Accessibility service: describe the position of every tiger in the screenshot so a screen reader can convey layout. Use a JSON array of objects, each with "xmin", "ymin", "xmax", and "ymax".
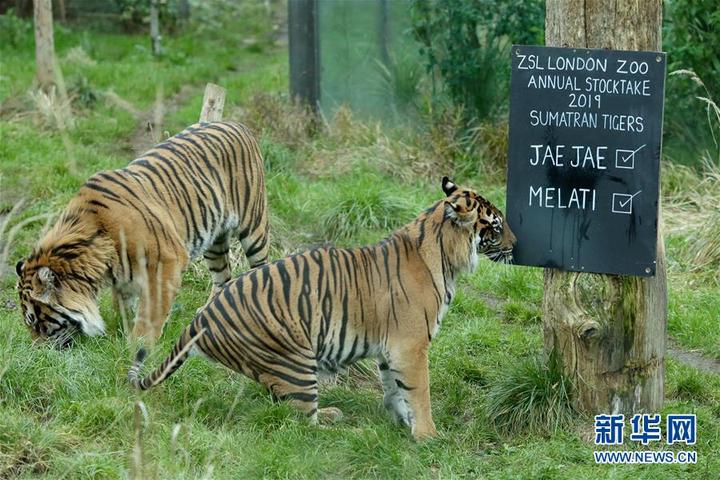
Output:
[
  {"xmin": 128, "ymin": 177, "xmax": 515, "ymax": 440},
  {"xmin": 15, "ymin": 121, "xmax": 269, "ymax": 347}
]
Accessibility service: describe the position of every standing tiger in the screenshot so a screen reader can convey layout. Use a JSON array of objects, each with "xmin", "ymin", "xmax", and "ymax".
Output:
[
  {"xmin": 16, "ymin": 122, "xmax": 269, "ymax": 347},
  {"xmin": 128, "ymin": 177, "xmax": 515, "ymax": 440}
]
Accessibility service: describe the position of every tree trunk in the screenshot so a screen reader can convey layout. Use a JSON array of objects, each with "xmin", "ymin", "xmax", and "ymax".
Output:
[
  {"xmin": 543, "ymin": 0, "xmax": 667, "ymax": 415},
  {"xmin": 33, "ymin": 0, "xmax": 55, "ymax": 92}
]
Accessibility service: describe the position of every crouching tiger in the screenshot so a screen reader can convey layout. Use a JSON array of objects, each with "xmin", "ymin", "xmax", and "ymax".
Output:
[
  {"xmin": 128, "ymin": 177, "xmax": 515, "ymax": 440},
  {"xmin": 16, "ymin": 122, "xmax": 268, "ymax": 347}
]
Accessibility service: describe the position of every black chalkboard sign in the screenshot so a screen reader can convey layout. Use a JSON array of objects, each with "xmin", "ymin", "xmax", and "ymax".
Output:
[{"xmin": 506, "ymin": 45, "xmax": 666, "ymax": 277}]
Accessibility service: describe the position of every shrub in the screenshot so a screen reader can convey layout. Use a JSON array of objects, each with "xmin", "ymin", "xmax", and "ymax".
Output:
[
  {"xmin": 188, "ymin": 0, "xmax": 275, "ymax": 42},
  {"xmin": 68, "ymin": 75, "xmax": 100, "ymax": 109},
  {"xmin": 115, "ymin": 0, "xmax": 180, "ymax": 32},
  {"xmin": 664, "ymin": 0, "xmax": 720, "ymax": 103},
  {"xmin": 237, "ymin": 93, "xmax": 317, "ymax": 149},
  {"xmin": 0, "ymin": 9, "xmax": 32, "ymax": 48},
  {"xmin": 375, "ymin": 51, "xmax": 425, "ymax": 119},
  {"xmin": 410, "ymin": 0, "xmax": 544, "ymax": 121},
  {"xmin": 663, "ymin": 0, "xmax": 720, "ymax": 165}
]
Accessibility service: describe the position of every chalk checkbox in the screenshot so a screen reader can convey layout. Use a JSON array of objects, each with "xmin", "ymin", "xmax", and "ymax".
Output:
[
  {"xmin": 615, "ymin": 144, "xmax": 646, "ymax": 170},
  {"xmin": 611, "ymin": 191, "xmax": 642, "ymax": 215}
]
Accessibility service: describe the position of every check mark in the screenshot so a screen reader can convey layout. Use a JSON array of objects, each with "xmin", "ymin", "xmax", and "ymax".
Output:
[
  {"xmin": 612, "ymin": 191, "xmax": 642, "ymax": 214},
  {"xmin": 615, "ymin": 144, "xmax": 646, "ymax": 170}
]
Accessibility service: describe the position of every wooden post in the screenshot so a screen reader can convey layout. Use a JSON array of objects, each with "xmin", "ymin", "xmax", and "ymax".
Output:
[
  {"xmin": 33, "ymin": 0, "xmax": 56, "ymax": 92},
  {"xmin": 543, "ymin": 0, "xmax": 667, "ymax": 415},
  {"xmin": 288, "ymin": 0, "xmax": 320, "ymax": 109},
  {"xmin": 150, "ymin": 0, "xmax": 162, "ymax": 57},
  {"xmin": 151, "ymin": 83, "xmax": 164, "ymax": 144},
  {"xmin": 178, "ymin": 0, "xmax": 190, "ymax": 22},
  {"xmin": 199, "ymin": 83, "xmax": 226, "ymax": 122},
  {"xmin": 57, "ymin": 0, "xmax": 66, "ymax": 22},
  {"xmin": 378, "ymin": 0, "xmax": 390, "ymax": 67}
]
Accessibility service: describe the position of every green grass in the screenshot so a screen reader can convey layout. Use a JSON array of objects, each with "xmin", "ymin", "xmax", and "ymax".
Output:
[
  {"xmin": 318, "ymin": 171, "xmax": 416, "ymax": 243},
  {"xmin": 669, "ymin": 288, "xmax": 720, "ymax": 359},
  {"xmin": 1, "ymin": 8, "xmax": 719, "ymax": 479},
  {"xmin": 486, "ymin": 354, "xmax": 575, "ymax": 437}
]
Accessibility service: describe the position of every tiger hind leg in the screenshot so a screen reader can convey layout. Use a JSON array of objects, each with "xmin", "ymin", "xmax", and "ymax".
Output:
[
  {"xmin": 240, "ymin": 223, "xmax": 269, "ymax": 269},
  {"xmin": 199, "ymin": 234, "xmax": 232, "ymax": 313},
  {"xmin": 204, "ymin": 234, "xmax": 232, "ymax": 290},
  {"xmin": 259, "ymin": 372, "xmax": 327, "ymax": 423}
]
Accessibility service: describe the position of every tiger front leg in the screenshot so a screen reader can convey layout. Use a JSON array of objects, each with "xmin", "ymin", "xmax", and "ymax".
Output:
[
  {"xmin": 112, "ymin": 284, "xmax": 137, "ymax": 335},
  {"xmin": 386, "ymin": 344, "xmax": 437, "ymax": 440},
  {"xmin": 132, "ymin": 259, "xmax": 184, "ymax": 344}
]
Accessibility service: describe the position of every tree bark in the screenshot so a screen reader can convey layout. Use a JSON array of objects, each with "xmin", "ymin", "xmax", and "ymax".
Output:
[
  {"xmin": 543, "ymin": 0, "xmax": 667, "ymax": 415},
  {"xmin": 33, "ymin": 0, "xmax": 55, "ymax": 92}
]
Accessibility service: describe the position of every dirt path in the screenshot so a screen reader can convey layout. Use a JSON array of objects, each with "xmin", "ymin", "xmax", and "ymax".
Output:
[
  {"xmin": 667, "ymin": 338, "xmax": 720, "ymax": 375},
  {"xmin": 128, "ymin": 84, "xmax": 197, "ymax": 155},
  {"xmin": 475, "ymin": 292, "xmax": 720, "ymax": 375}
]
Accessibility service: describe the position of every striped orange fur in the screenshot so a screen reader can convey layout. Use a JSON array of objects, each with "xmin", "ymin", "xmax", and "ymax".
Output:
[
  {"xmin": 16, "ymin": 122, "xmax": 269, "ymax": 347},
  {"xmin": 128, "ymin": 178, "xmax": 515, "ymax": 440}
]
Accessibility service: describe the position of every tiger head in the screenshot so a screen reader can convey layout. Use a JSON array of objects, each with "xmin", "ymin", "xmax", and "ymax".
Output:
[
  {"xmin": 15, "ymin": 214, "xmax": 114, "ymax": 347},
  {"xmin": 440, "ymin": 176, "xmax": 516, "ymax": 269}
]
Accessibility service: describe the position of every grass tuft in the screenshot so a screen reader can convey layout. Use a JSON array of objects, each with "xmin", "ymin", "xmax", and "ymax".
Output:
[
  {"xmin": 318, "ymin": 174, "xmax": 414, "ymax": 242},
  {"xmin": 27, "ymin": 87, "xmax": 74, "ymax": 130},
  {"xmin": 374, "ymin": 51, "xmax": 424, "ymax": 120},
  {"xmin": 503, "ymin": 301, "xmax": 541, "ymax": 325},
  {"xmin": 236, "ymin": 92, "xmax": 317, "ymax": 148},
  {"xmin": 688, "ymin": 208, "xmax": 720, "ymax": 279},
  {"xmin": 664, "ymin": 160, "xmax": 720, "ymax": 283},
  {"xmin": 259, "ymin": 137, "xmax": 296, "ymax": 173},
  {"xmin": 673, "ymin": 371, "xmax": 709, "ymax": 402},
  {"xmin": 486, "ymin": 354, "xmax": 576, "ymax": 436}
]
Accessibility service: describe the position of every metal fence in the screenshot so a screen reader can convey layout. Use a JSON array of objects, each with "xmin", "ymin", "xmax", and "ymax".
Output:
[{"xmin": 290, "ymin": 0, "xmax": 423, "ymax": 123}]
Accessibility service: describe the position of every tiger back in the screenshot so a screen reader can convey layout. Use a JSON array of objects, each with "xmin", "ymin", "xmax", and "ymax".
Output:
[{"xmin": 16, "ymin": 121, "xmax": 269, "ymax": 346}]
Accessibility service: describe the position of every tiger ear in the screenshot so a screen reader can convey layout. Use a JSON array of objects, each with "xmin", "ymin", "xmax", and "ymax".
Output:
[
  {"xmin": 445, "ymin": 199, "xmax": 477, "ymax": 227},
  {"xmin": 32, "ymin": 266, "xmax": 57, "ymax": 302},
  {"xmin": 15, "ymin": 260, "xmax": 24, "ymax": 277},
  {"xmin": 441, "ymin": 176, "xmax": 458, "ymax": 196}
]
